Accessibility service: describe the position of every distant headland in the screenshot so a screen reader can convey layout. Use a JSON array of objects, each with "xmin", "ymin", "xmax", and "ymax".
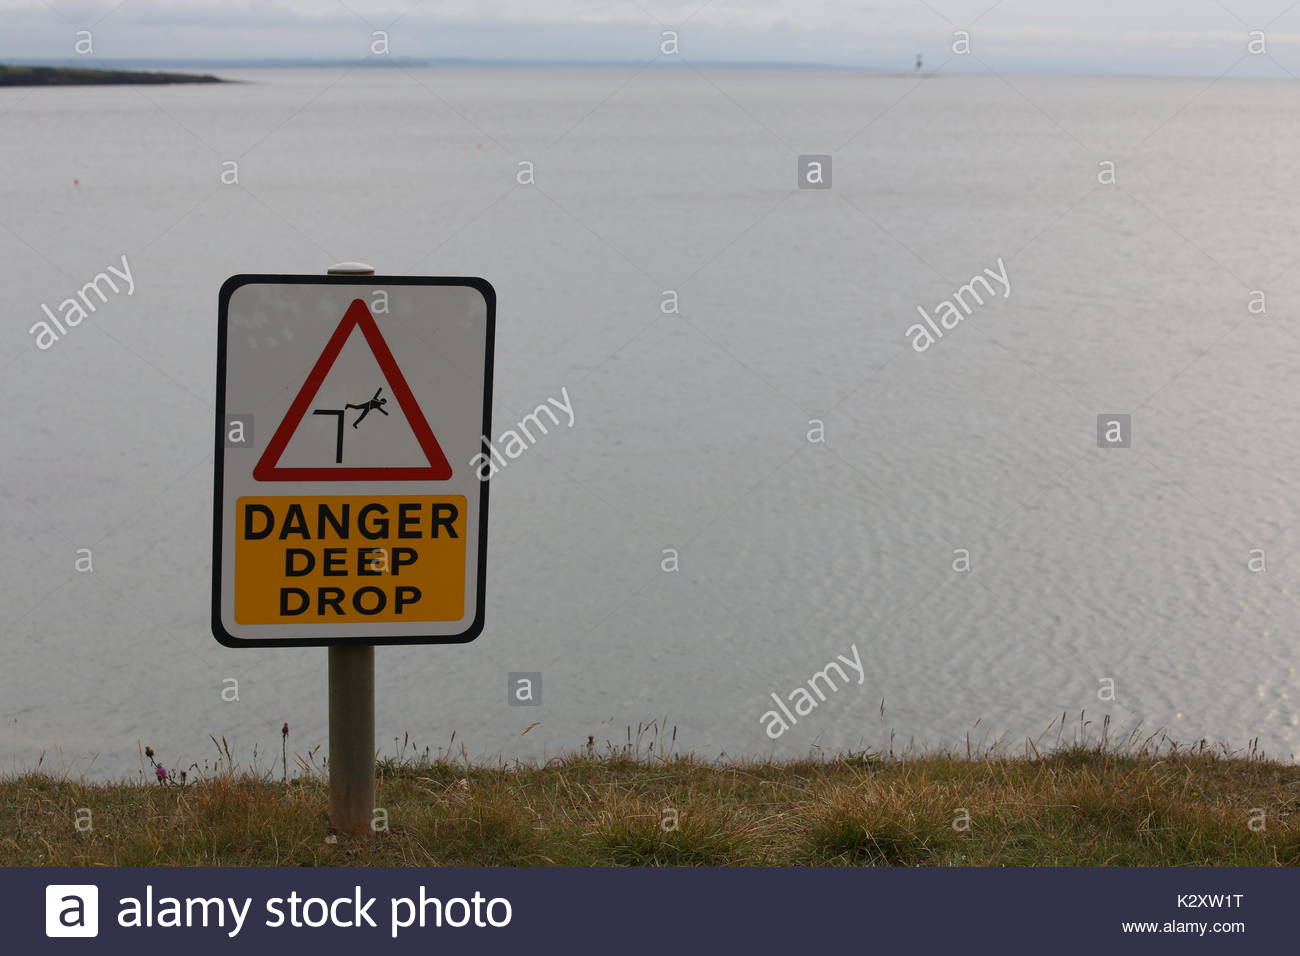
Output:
[{"xmin": 0, "ymin": 64, "xmax": 225, "ymax": 86}]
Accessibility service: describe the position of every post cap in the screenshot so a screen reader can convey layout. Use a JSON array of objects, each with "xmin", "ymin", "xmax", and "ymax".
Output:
[{"xmin": 327, "ymin": 262, "xmax": 376, "ymax": 276}]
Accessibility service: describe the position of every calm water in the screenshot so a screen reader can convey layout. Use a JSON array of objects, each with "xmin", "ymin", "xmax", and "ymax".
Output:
[{"xmin": 2, "ymin": 68, "xmax": 1298, "ymax": 777}]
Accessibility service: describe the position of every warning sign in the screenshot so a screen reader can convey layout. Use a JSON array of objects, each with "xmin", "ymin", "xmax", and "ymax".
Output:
[
  {"xmin": 253, "ymin": 299, "xmax": 453, "ymax": 482},
  {"xmin": 212, "ymin": 275, "xmax": 494, "ymax": 647}
]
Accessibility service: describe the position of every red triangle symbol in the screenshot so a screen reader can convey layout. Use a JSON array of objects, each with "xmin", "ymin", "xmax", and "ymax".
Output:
[{"xmin": 253, "ymin": 299, "xmax": 453, "ymax": 481}]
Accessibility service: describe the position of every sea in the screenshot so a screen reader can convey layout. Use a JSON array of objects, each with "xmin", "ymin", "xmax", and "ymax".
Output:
[{"xmin": 2, "ymin": 66, "xmax": 1297, "ymax": 777}]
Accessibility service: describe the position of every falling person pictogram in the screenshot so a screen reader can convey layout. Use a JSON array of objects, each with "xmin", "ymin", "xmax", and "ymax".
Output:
[
  {"xmin": 346, "ymin": 387, "xmax": 389, "ymax": 428},
  {"xmin": 312, "ymin": 387, "xmax": 388, "ymax": 463}
]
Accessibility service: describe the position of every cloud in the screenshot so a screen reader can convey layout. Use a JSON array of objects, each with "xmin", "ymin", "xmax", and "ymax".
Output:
[{"xmin": 1, "ymin": 0, "xmax": 1297, "ymax": 74}]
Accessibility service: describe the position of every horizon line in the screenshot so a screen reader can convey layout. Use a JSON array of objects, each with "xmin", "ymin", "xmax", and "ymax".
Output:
[{"xmin": 0, "ymin": 56, "xmax": 1282, "ymax": 80}]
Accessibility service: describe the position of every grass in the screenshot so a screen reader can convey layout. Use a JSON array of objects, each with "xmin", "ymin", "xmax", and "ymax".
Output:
[{"xmin": 3, "ymin": 722, "xmax": 1299, "ymax": 866}]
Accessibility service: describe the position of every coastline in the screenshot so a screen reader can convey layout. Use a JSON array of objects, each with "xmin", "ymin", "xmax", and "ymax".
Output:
[{"xmin": 0, "ymin": 64, "xmax": 226, "ymax": 86}]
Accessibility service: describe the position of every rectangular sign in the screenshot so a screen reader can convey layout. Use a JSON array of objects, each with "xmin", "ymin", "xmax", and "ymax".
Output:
[
  {"xmin": 212, "ymin": 275, "xmax": 494, "ymax": 647},
  {"xmin": 233, "ymin": 495, "xmax": 468, "ymax": 625}
]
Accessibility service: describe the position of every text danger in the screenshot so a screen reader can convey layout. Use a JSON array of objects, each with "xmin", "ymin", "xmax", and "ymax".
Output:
[{"xmin": 233, "ymin": 495, "xmax": 468, "ymax": 625}]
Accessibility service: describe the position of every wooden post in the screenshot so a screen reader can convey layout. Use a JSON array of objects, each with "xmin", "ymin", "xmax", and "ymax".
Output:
[
  {"xmin": 328, "ymin": 644, "xmax": 375, "ymax": 835},
  {"xmin": 326, "ymin": 261, "xmax": 377, "ymax": 836}
]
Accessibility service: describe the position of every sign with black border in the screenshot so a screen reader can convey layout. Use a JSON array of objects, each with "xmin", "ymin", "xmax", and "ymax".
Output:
[{"xmin": 212, "ymin": 275, "xmax": 494, "ymax": 648}]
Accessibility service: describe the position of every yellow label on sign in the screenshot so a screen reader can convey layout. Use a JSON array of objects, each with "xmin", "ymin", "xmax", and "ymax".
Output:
[{"xmin": 234, "ymin": 495, "xmax": 467, "ymax": 625}]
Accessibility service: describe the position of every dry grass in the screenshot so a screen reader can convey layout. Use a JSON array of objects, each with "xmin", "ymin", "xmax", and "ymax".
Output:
[{"xmin": 4, "ymin": 740, "xmax": 1299, "ymax": 866}]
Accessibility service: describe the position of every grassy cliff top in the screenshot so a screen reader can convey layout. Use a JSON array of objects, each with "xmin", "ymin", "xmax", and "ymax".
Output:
[{"xmin": 3, "ymin": 746, "xmax": 1298, "ymax": 867}]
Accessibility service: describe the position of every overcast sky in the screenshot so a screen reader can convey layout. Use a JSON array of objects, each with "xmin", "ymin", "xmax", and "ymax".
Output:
[{"xmin": 4, "ymin": 0, "xmax": 1300, "ymax": 75}]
